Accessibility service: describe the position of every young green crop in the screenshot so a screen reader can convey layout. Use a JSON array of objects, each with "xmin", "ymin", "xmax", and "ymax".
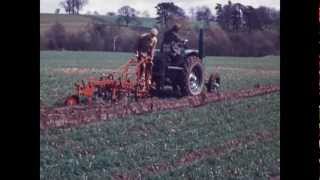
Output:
[
  {"xmin": 40, "ymin": 50, "xmax": 279, "ymax": 179},
  {"xmin": 40, "ymin": 93, "xmax": 279, "ymax": 179}
]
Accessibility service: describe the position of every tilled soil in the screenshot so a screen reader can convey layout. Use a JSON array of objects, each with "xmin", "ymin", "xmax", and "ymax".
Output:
[
  {"xmin": 40, "ymin": 84, "xmax": 279, "ymax": 129},
  {"xmin": 52, "ymin": 67, "xmax": 114, "ymax": 75}
]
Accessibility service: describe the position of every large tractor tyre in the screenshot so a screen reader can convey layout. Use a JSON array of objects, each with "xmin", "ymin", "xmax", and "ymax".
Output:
[{"xmin": 181, "ymin": 56, "xmax": 205, "ymax": 96}]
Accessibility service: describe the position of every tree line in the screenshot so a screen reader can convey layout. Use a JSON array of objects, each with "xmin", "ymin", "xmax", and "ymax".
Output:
[
  {"xmin": 42, "ymin": 1, "xmax": 279, "ymax": 57},
  {"xmin": 56, "ymin": 0, "xmax": 279, "ymax": 32},
  {"xmin": 59, "ymin": 0, "xmax": 88, "ymax": 15}
]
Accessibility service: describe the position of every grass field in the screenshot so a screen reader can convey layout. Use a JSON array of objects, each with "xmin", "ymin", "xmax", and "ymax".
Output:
[{"xmin": 40, "ymin": 50, "xmax": 280, "ymax": 179}]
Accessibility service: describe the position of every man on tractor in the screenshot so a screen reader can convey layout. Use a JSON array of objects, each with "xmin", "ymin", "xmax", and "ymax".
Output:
[
  {"xmin": 157, "ymin": 24, "xmax": 187, "ymax": 91},
  {"xmin": 161, "ymin": 24, "xmax": 187, "ymax": 64},
  {"xmin": 135, "ymin": 28, "xmax": 159, "ymax": 91}
]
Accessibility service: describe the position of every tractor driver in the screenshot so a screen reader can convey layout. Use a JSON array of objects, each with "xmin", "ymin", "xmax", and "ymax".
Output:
[
  {"xmin": 160, "ymin": 23, "xmax": 187, "ymax": 64},
  {"xmin": 135, "ymin": 28, "xmax": 159, "ymax": 90},
  {"xmin": 157, "ymin": 24, "xmax": 187, "ymax": 91}
]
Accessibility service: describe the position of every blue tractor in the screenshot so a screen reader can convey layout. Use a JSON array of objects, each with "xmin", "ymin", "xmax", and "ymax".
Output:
[{"xmin": 152, "ymin": 29, "xmax": 220, "ymax": 96}]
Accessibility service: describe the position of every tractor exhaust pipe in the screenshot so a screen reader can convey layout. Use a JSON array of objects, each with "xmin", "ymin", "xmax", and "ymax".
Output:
[{"xmin": 198, "ymin": 28, "xmax": 204, "ymax": 59}]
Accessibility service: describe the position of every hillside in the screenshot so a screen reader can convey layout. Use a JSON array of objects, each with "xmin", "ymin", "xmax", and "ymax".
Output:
[
  {"xmin": 40, "ymin": 13, "xmax": 157, "ymax": 35},
  {"xmin": 40, "ymin": 13, "xmax": 279, "ymax": 57}
]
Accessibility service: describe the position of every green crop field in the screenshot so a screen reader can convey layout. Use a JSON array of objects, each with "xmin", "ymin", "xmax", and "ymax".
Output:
[{"xmin": 40, "ymin": 50, "xmax": 280, "ymax": 179}]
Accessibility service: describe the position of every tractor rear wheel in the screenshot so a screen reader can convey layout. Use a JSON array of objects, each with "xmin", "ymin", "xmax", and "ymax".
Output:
[{"xmin": 181, "ymin": 56, "xmax": 205, "ymax": 96}]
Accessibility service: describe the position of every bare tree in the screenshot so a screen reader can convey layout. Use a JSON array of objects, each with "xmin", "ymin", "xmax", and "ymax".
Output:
[
  {"xmin": 60, "ymin": 0, "xmax": 73, "ymax": 14},
  {"xmin": 60, "ymin": 0, "xmax": 88, "ymax": 15},
  {"xmin": 74, "ymin": 0, "xmax": 88, "ymax": 14},
  {"xmin": 106, "ymin": 12, "xmax": 116, "ymax": 16},
  {"xmin": 215, "ymin": 2, "xmax": 246, "ymax": 32},
  {"xmin": 155, "ymin": 2, "xmax": 186, "ymax": 29},
  {"xmin": 117, "ymin": 6, "xmax": 139, "ymax": 26},
  {"xmin": 195, "ymin": 6, "xmax": 214, "ymax": 28},
  {"xmin": 55, "ymin": 8, "xmax": 60, "ymax": 14}
]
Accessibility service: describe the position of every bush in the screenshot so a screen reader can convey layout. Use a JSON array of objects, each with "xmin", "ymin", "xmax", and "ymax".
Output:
[
  {"xmin": 247, "ymin": 30, "xmax": 279, "ymax": 56},
  {"xmin": 40, "ymin": 34, "xmax": 47, "ymax": 50},
  {"xmin": 116, "ymin": 27, "xmax": 139, "ymax": 52},
  {"xmin": 66, "ymin": 31, "xmax": 91, "ymax": 50},
  {"xmin": 205, "ymin": 26, "xmax": 232, "ymax": 56},
  {"xmin": 45, "ymin": 22, "xmax": 67, "ymax": 50}
]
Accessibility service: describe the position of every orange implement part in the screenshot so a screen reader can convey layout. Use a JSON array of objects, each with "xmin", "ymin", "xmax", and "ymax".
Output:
[
  {"xmin": 68, "ymin": 55, "xmax": 153, "ymax": 105},
  {"xmin": 76, "ymin": 82, "xmax": 95, "ymax": 97},
  {"xmin": 64, "ymin": 95, "xmax": 79, "ymax": 106}
]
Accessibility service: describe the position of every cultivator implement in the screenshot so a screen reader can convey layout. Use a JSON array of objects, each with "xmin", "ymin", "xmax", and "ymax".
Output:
[{"xmin": 65, "ymin": 55, "xmax": 153, "ymax": 105}]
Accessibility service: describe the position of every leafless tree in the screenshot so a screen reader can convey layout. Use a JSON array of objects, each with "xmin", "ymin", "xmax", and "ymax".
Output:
[
  {"xmin": 106, "ymin": 12, "xmax": 116, "ymax": 16},
  {"xmin": 195, "ymin": 6, "xmax": 214, "ymax": 28},
  {"xmin": 60, "ymin": 0, "xmax": 88, "ymax": 15},
  {"xmin": 155, "ymin": 2, "xmax": 186, "ymax": 29},
  {"xmin": 117, "ymin": 6, "xmax": 139, "ymax": 26},
  {"xmin": 55, "ymin": 8, "xmax": 60, "ymax": 14}
]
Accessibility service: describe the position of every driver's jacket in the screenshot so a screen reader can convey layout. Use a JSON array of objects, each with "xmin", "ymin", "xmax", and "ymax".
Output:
[{"xmin": 160, "ymin": 29, "xmax": 185, "ymax": 56}]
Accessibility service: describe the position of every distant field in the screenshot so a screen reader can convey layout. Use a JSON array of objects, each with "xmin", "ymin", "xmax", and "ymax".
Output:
[
  {"xmin": 40, "ymin": 14, "xmax": 94, "ymax": 34},
  {"xmin": 40, "ymin": 13, "xmax": 217, "ymax": 35},
  {"xmin": 40, "ymin": 13, "xmax": 157, "ymax": 35},
  {"xmin": 40, "ymin": 50, "xmax": 279, "ymax": 107}
]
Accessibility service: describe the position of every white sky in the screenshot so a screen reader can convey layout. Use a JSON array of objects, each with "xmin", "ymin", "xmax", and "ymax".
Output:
[{"xmin": 40, "ymin": 0, "xmax": 280, "ymax": 17}]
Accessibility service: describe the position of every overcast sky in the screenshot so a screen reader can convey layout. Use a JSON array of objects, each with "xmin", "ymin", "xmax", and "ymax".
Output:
[{"xmin": 40, "ymin": 0, "xmax": 280, "ymax": 17}]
